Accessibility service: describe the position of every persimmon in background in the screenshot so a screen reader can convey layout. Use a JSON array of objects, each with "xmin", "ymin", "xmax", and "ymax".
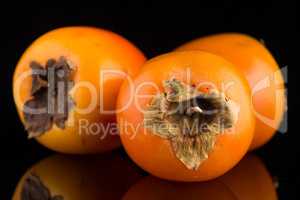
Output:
[
  {"xmin": 117, "ymin": 51, "xmax": 255, "ymax": 181},
  {"xmin": 176, "ymin": 33, "xmax": 286, "ymax": 149},
  {"xmin": 13, "ymin": 27, "xmax": 146, "ymax": 154},
  {"xmin": 12, "ymin": 153, "xmax": 143, "ymax": 200}
]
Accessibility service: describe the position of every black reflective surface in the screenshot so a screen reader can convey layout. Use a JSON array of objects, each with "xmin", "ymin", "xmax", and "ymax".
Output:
[
  {"xmin": 0, "ymin": 1, "xmax": 296, "ymax": 199},
  {"xmin": 4, "ymin": 149, "xmax": 292, "ymax": 199}
]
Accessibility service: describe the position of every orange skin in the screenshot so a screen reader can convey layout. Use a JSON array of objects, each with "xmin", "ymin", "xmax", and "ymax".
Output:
[
  {"xmin": 12, "ymin": 153, "xmax": 143, "ymax": 200},
  {"xmin": 13, "ymin": 27, "xmax": 146, "ymax": 154},
  {"xmin": 117, "ymin": 51, "xmax": 255, "ymax": 181},
  {"xmin": 217, "ymin": 154, "xmax": 278, "ymax": 200},
  {"xmin": 122, "ymin": 176, "xmax": 236, "ymax": 200},
  {"xmin": 176, "ymin": 33, "xmax": 286, "ymax": 150},
  {"xmin": 123, "ymin": 154, "xmax": 277, "ymax": 200}
]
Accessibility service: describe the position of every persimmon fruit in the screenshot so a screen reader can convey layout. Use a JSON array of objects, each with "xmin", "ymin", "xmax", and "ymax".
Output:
[
  {"xmin": 13, "ymin": 27, "xmax": 146, "ymax": 154},
  {"xmin": 117, "ymin": 51, "xmax": 255, "ymax": 181},
  {"xmin": 176, "ymin": 33, "xmax": 286, "ymax": 149}
]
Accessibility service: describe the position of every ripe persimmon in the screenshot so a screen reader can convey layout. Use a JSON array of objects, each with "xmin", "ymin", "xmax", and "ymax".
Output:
[
  {"xmin": 13, "ymin": 27, "xmax": 146, "ymax": 153},
  {"xmin": 117, "ymin": 51, "xmax": 255, "ymax": 181},
  {"xmin": 12, "ymin": 152, "xmax": 143, "ymax": 200},
  {"xmin": 176, "ymin": 33, "xmax": 286, "ymax": 149}
]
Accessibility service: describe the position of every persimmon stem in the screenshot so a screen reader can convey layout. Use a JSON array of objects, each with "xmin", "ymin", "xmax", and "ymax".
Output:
[
  {"xmin": 23, "ymin": 57, "xmax": 75, "ymax": 138},
  {"xmin": 144, "ymin": 79, "xmax": 237, "ymax": 170}
]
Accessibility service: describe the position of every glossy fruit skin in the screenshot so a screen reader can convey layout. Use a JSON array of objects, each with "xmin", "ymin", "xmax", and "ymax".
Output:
[
  {"xmin": 176, "ymin": 33, "xmax": 285, "ymax": 150},
  {"xmin": 218, "ymin": 154, "xmax": 278, "ymax": 200},
  {"xmin": 117, "ymin": 51, "xmax": 255, "ymax": 181},
  {"xmin": 13, "ymin": 27, "xmax": 146, "ymax": 154},
  {"xmin": 12, "ymin": 153, "xmax": 143, "ymax": 200}
]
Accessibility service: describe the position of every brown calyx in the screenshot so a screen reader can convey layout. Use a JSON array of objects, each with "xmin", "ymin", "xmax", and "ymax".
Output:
[
  {"xmin": 21, "ymin": 173, "xmax": 64, "ymax": 200},
  {"xmin": 144, "ymin": 79, "xmax": 237, "ymax": 170},
  {"xmin": 23, "ymin": 57, "xmax": 75, "ymax": 138}
]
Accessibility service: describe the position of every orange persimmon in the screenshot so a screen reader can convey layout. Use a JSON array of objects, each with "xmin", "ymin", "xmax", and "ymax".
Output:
[
  {"xmin": 12, "ymin": 152, "xmax": 143, "ymax": 200},
  {"xmin": 176, "ymin": 33, "xmax": 285, "ymax": 150},
  {"xmin": 117, "ymin": 51, "xmax": 255, "ymax": 181},
  {"xmin": 13, "ymin": 27, "xmax": 146, "ymax": 154}
]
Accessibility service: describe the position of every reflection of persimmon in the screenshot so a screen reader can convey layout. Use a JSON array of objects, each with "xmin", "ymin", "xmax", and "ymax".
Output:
[
  {"xmin": 122, "ymin": 176, "xmax": 236, "ymax": 200},
  {"xmin": 218, "ymin": 154, "xmax": 278, "ymax": 200},
  {"xmin": 12, "ymin": 152, "xmax": 143, "ymax": 200},
  {"xmin": 123, "ymin": 154, "xmax": 277, "ymax": 200},
  {"xmin": 117, "ymin": 51, "xmax": 255, "ymax": 181},
  {"xmin": 176, "ymin": 33, "xmax": 285, "ymax": 150},
  {"xmin": 13, "ymin": 27, "xmax": 146, "ymax": 154}
]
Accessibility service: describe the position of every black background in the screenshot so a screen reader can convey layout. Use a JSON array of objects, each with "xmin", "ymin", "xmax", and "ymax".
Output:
[{"xmin": 0, "ymin": 1, "xmax": 297, "ymax": 199}]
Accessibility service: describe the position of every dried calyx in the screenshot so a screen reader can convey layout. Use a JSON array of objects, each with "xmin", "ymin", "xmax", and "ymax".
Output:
[
  {"xmin": 21, "ymin": 173, "xmax": 63, "ymax": 200},
  {"xmin": 23, "ymin": 57, "xmax": 75, "ymax": 138},
  {"xmin": 144, "ymin": 79, "xmax": 237, "ymax": 170}
]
